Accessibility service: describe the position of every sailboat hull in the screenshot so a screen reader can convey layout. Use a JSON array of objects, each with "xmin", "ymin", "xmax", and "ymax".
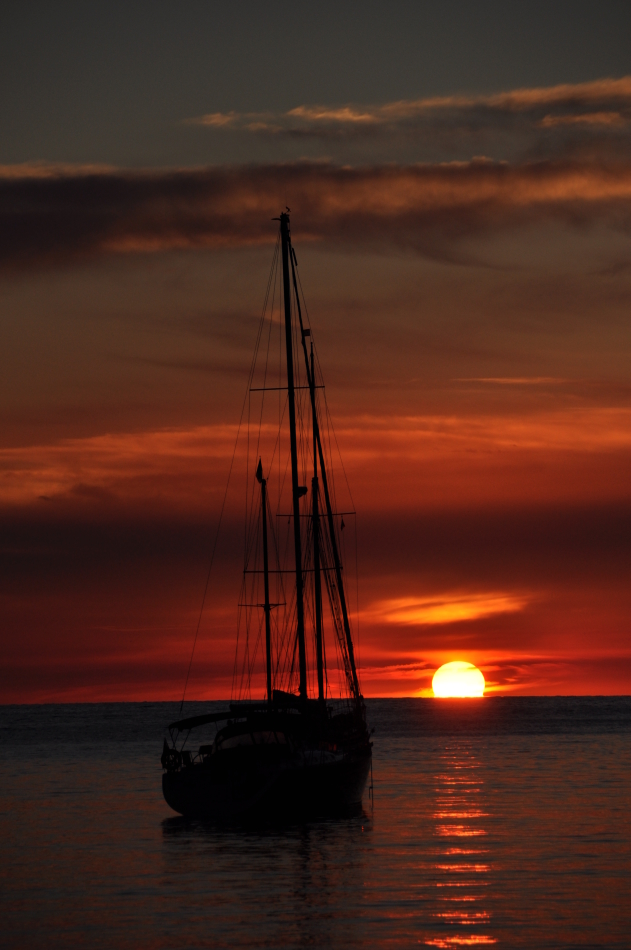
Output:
[{"xmin": 162, "ymin": 745, "xmax": 372, "ymax": 820}]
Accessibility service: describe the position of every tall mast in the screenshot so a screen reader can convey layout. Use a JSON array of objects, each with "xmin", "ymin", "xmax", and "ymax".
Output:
[
  {"xmin": 311, "ymin": 340, "xmax": 325, "ymax": 702},
  {"xmin": 280, "ymin": 212, "xmax": 307, "ymax": 700},
  {"xmin": 256, "ymin": 460, "xmax": 273, "ymax": 706}
]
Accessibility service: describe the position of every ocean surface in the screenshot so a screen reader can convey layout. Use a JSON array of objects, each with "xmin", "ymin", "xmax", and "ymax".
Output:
[{"xmin": 1, "ymin": 698, "xmax": 630, "ymax": 949}]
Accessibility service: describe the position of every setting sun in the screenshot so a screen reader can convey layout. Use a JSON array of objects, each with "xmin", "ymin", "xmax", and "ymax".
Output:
[{"xmin": 432, "ymin": 661, "xmax": 485, "ymax": 698}]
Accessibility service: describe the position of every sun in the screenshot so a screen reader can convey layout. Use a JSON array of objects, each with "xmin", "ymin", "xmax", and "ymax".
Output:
[{"xmin": 432, "ymin": 661, "xmax": 485, "ymax": 697}]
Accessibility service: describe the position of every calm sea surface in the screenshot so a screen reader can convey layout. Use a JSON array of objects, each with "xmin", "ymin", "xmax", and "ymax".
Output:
[{"xmin": 1, "ymin": 698, "xmax": 630, "ymax": 949}]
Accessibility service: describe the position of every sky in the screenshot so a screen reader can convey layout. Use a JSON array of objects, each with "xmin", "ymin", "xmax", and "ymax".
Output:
[{"xmin": 2, "ymin": 1, "xmax": 631, "ymax": 702}]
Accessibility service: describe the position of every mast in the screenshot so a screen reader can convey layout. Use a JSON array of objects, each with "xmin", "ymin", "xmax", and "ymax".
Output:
[
  {"xmin": 310, "ymin": 340, "xmax": 325, "ymax": 702},
  {"xmin": 289, "ymin": 244, "xmax": 362, "ymax": 704},
  {"xmin": 256, "ymin": 460, "xmax": 273, "ymax": 706},
  {"xmin": 280, "ymin": 212, "xmax": 308, "ymax": 700}
]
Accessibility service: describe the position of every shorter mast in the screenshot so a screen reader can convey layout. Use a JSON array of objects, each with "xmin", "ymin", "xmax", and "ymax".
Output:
[{"xmin": 256, "ymin": 460, "xmax": 273, "ymax": 706}]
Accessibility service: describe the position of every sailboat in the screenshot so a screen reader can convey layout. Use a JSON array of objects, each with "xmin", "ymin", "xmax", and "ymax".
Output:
[{"xmin": 161, "ymin": 212, "xmax": 372, "ymax": 819}]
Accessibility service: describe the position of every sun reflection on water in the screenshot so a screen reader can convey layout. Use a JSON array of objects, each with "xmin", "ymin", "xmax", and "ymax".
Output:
[
  {"xmin": 425, "ymin": 748, "xmax": 496, "ymax": 947},
  {"xmin": 425, "ymin": 940, "xmax": 498, "ymax": 947}
]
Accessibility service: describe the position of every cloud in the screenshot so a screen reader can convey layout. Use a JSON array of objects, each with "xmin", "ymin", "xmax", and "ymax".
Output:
[
  {"xmin": 190, "ymin": 77, "xmax": 631, "ymax": 143},
  {"xmin": 455, "ymin": 377, "xmax": 568, "ymax": 386},
  {"xmin": 538, "ymin": 111, "xmax": 626, "ymax": 129},
  {"xmin": 337, "ymin": 408, "xmax": 631, "ymax": 459},
  {"xmin": 0, "ymin": 424, "xmax": 243, "ymax": 507},
  {"xmin": 3, "ymin": 408, "xmax": 631, "ymax": 511},
  {"xmin": 3, "ymin": 157, "xmax": 631, "ymax": 272},
  {"xmin": 365, "ymin": 592, "xmax": 528, "ymax": 626}
]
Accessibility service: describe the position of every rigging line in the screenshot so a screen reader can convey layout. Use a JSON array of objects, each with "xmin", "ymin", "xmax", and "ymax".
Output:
[
  {"xmin": 245, "ymin": 391, "xmax": 251, "ymax": 565},
  {"xmin": 302, "ymin": 521, "xmax": 318, "ymax": 698},
  {"xmin": 295, "ymin": 267, "xmax": 335, "ymax": 476},
  {"xmin": 240, "ymin": 557, "xmax": 256, "ymax": 700},
  {"xmin": 232, "ymin": 573, "xmax": 247, "ymax": 698},
  {"xmin": 322, "ymin": 401, "xmax": 340, "ymax": 512},
  {"xmin": 276, "ymin": 582, "xmax": 294, "ymax": 688},
  {"xmin": 254, "ymin": 245, "xmax": 279, "ymax": 466},
  {"xmin": 180, "ymin": 393, "xmax": 250, "ymax": 713},
  {"xmin": 182, "ymin": 238, "xmax": 278, "ymax": 714},
  {"xmin": 244, "ymin": 242, "xmax": 281, "ymax": 584},
  {"xmin": 246, "ymin": 519, "xmax": 266, "ymax": 695},
  {"xmin": 243, "ymin": 609, "xmax": 265, "ymax": 695},
  {"xmin": 244, "ymin": 237, "xmax": 279, "ymax": 572},
  {"xmin": 277, "ymin": 444, "xmax": 292, "ymax": 528},
  {"xmin": 294, "ymin": 269, "xmax": 340, "ymax": 490},
  {"xmin": 279, "ymin": 587, "xmax": 298, "ymax": 688},
  {"xmin": 240, "ymin": 506, "xmax": 262, "ymax": 696},
  {"xmin": 354, "ymin": 512, "xmax": 361, "ymax": 678},
  {"xmin": 324, "ymin": 394, "xmax": 357, "ymax": 513},
  {"xmin": 321, "ymin": 583, "xmax": 330, "ymax": 697},
  {"xmin": 268, "ymin": 475, "xmax": 286, "ymax": 688},
  {"xmin": 292, "ymin": 251, "xmax": 359, "ymax": 702},
  {"xmin": 267, "ymin": 395, "xmax": 288, "ymax": 484}
]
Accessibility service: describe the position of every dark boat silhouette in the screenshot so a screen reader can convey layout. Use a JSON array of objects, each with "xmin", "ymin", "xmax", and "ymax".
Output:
[{"xmin": 161, "ymin": 212, "xmax": 372, "ymax": 820}]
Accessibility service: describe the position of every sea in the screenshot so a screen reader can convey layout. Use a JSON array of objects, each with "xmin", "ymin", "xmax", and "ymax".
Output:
[{"xmin": 1, "ymin": 698, "xmax": 630, "ymax": 949}]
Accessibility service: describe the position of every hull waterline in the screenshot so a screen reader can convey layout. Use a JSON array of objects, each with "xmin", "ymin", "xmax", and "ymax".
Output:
[{"xmin": 162, "ymin": 746, "xmax": 372, "ymax": 820}]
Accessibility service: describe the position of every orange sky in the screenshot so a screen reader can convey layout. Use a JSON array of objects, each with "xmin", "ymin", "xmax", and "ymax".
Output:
[{"xmin": 2, "ymin": 73, "xmax": 631, "ymax": 702}]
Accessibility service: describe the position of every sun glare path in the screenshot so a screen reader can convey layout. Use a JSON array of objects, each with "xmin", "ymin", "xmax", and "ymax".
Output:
[{"xmin": 433, "ymin": 662, "xmax": 485, "ymax": 697}]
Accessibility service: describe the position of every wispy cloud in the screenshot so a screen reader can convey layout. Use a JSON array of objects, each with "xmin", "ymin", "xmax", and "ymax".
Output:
[
  {"xmin": 5, "ymin": 408, "xmax": 630, "ymax": 511},
  {"xmin": 190, "ymin": 77, "xmax": 631, "ymax": 144},
  {"xmin": 336, "ymin": 408, "xmax": 631, "ymax": 456},
  {"xmin": 538, "ymin": 111, "xmax": 626, "ymax": 129},
  {"xmin": 0, "ymin": 425, "xmax": 243, "ymax": 506},
  {"xmin": 0, "ymin": 161, "xmax": 118, "ymax": 178},
  {"xmin": 3, "ymin": 157, "xmax": 631, "ymax": 272},
  {"xmin": 456, "ymin": 377, "xmax": 568, "ymax": 386},
  {"xmin": 366, "ymin": 592, "xmax": 528, "ymax": 626}
]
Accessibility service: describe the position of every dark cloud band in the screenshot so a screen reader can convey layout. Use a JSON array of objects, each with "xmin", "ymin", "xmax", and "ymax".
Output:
[{"xmin": 2, "ymin": 159, "xmax": 631, "ymax": 272}]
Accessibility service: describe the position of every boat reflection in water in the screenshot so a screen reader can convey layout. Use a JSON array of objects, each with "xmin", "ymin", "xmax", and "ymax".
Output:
[
  {"xmin": 427, "ymin": 746, "xmax": 496, "ymax": 948},
  {"xmin": 161, "ymin": 813, "xmax": 373, "ymax": 948}
]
